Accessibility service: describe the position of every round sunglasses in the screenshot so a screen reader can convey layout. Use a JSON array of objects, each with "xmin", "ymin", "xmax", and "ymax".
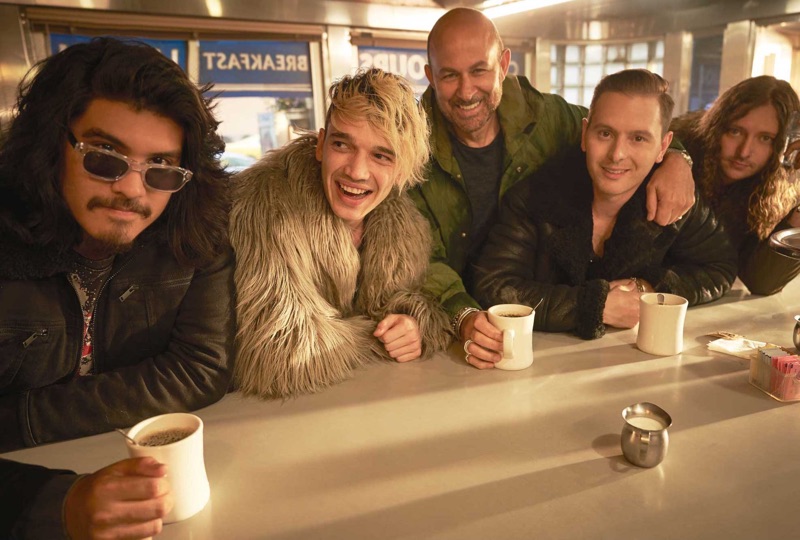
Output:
[{"xmin": 68, "ymin": 131, "xmax": 193, "ymax": 193}]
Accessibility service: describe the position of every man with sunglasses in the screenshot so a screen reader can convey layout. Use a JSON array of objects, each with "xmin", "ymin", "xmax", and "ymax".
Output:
[{"xmin": 0, "ymin": 38, "xmax": 234, "ymax": 538}]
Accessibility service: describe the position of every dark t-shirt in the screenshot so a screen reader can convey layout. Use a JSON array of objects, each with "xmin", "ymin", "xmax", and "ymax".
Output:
[{"xmin": 450, "ymin": 131, "xmax": 505, "ymax": 265}]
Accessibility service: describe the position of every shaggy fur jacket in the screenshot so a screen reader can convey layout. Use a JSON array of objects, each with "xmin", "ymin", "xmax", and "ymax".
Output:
[{"xmin": 229, "ymin": 135, "xmax": 451, "ymax": 398}]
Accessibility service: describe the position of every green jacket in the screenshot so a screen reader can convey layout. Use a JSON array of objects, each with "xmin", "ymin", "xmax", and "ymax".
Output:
[{"xmin": 411, "ymin": 75, "xmax": 586, "ymax": 318}]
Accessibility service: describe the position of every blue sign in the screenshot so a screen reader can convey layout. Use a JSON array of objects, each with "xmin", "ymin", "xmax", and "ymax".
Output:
[
  {"xmin": 358, "ymin": 46, "xmax": 428, "ymax": 93},
  {"xmin": 50, "ymin": 33, "xmax": 187, "ymax": 70},
  {"xmin": 509, "ymin": 51, "xmax": 525, "ymax": 77},
  {"xmin": 358, "ymin": 46, "xmax": 528, "ymax": 93},
  {"xmin": 199, "ymin": 40, "xmax": 312, "ymax": 97}
]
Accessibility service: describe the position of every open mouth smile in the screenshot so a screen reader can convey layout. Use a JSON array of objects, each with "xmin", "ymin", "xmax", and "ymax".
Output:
[{"xmin": 337, "ymin": 181, "xmax": 372, "ymax": 199}]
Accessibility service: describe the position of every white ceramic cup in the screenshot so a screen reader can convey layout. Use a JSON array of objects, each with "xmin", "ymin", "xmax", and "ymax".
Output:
[
  {"xmin": 125, "ymin": 413, "xmax": 210, "ymax": 523},
  {"xmin": 487, "ymin": 303, "xmax": 535, "ymax": 370},
  {"xmin": 636, "ymin": 293, "xmax": 688, "ymax": 356}
]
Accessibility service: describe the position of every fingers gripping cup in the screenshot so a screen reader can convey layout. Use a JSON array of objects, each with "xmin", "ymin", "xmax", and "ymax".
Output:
[
  {"xmin": 125, "ymin": 413, "xmax": 210, "ymax": 523},
  {"xmin": 636, "ymin": 293, "xmax": 688, "ymax": 356},
  {"xmin": 487, "ymin": 304, "xmax": 535, "ymax": 370}
]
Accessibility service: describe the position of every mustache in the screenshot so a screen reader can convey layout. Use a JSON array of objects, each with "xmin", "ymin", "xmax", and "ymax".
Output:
[
  {"xmin": 87, "ymin": 196, "xmax": 151, "ymax": 218},
  {"xmin": 451, "ymin": 97, "xmax": 483, "ymax": 107}
]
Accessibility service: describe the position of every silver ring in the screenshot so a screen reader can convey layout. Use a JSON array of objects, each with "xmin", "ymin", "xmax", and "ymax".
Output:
[
  {"xmin": 465, "ymin": 353, "xmax": 471, "ymax": 365},
  {"xmin": 463, "ymin": 339, "xmax": 473, "ymax": 354}
]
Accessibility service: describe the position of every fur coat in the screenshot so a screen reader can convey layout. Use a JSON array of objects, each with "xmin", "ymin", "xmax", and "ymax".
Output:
[{"xmin": 229, "ymin": 135, "xmax": 451, "ymax": 398}]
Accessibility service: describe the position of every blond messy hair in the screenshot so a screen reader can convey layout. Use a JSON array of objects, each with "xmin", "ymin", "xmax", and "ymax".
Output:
[{"xmin": 325, "ymin": 68, "xmax": 430, "ymax": 192}]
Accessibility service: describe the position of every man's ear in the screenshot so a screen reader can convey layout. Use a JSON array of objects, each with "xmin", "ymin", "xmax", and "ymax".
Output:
[
  {"xmin": 499, "ymin": 48, "xmax": 511, "ymax": 79},
  {"xmin": 655, "ymin": 131, "xmax": 674, "ymax": 163},
  {"xmin": 424, "ymin": 63, "xmax": 434, "ymax": 86},
  {"xmin": 315, "ymin": 128, "xmax": 325, "ymax": 162},
  {"xmin": 580, "ymin": 117, "xmax": 589, "ymax": 152}
]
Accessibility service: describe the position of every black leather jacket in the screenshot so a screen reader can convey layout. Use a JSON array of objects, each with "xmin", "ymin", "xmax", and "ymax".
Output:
[
  {"xmin": 473, "ymin": 147, "xmax": 737, "ymax": 339},
  {"xmin": 0, "ymin": 225, "xmax": 235, "ymax": 536}
]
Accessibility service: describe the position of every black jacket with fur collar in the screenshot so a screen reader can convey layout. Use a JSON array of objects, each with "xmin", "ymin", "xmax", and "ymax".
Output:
[{"xmin": 473, "ymin": 146, "xmax": 737, "ymax": 339}]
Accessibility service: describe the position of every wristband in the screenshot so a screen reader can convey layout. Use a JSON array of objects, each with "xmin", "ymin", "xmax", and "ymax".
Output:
[
  {"xmin": 667, "ymin": 148, "xmax": 693, "ymax": 169},
  {"xmin": 451, "ymin": 307, "xmax": 479, "ymax": 337},
  {"xmin": 630, "ymin": 277, "xmax": 645, "ymax": 293}
]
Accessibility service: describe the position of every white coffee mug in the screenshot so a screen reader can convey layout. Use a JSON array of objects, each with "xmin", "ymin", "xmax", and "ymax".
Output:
[
  {"xmin": 125, "ymin": 413, "xmax": 210, "ymax": 523},
  {"xmin": 636, "ymin": 293, "xmax": 688, "ymax": 356},
  {"xmin": 487, "ymin": 303, "xmax": 535, "ymax": 370}
]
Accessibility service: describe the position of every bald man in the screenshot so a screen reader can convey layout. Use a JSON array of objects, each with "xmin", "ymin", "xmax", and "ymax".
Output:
[{"xmin": 410, "ymin": 7, "xmax": 697, "ymax": 369}]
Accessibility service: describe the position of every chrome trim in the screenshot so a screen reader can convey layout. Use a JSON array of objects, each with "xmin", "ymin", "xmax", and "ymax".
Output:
[{"xmin": 9, "ymin": 1, "xmax": 444, "ymax": 33}]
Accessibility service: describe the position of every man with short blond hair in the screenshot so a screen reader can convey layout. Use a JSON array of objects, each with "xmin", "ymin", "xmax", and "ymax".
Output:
[{"xmin": 230, "ymin": 68, "xmax": 450, "ymax": 398}]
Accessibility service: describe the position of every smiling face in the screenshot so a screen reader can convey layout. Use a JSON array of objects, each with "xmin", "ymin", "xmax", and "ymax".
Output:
[
  {"xmin": 718, "ymin": 103, "xmax": 779, "ymax": 185},
  {"xmin": 315, "ymin": 113, "xmax": 399, "ymax": 234},
  {"xmin": 582, "ymin": 91, "xmax": 672, "ymax": 203},
  {"xmin": 62, "ymin": 98, "xmax": 182, "ymax": 259},
  {"xmin": 425, "ymin": 11, "xmax": 510, "ymax": 147}
]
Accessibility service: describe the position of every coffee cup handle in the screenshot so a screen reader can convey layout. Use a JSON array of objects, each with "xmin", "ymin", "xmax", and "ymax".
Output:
[{"xmin": 502, "ymin": 329, "xmax": 514, "ymax": 360}]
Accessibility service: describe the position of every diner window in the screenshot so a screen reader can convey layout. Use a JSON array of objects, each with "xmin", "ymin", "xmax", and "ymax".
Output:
[
  {"xmin": 199, "ymin": 40, "xmax": 315, "ymax": 161},
  {"xmin": 550, "ymin": 39, "xmax": 665, "ymax": 107},
  {"xmin": 44, "ymin": 33, "xmax": 318, "ymax": 168}
]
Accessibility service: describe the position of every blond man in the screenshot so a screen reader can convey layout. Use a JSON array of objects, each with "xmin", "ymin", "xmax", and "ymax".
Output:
[{"xmin": 230, "ymin": 68, "xmax": 450, "ymax": 397}]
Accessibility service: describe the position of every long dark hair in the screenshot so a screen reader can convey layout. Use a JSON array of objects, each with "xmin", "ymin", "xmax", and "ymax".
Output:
[
  {"xmin": 0, "ymin": 37, "xmax": 229, "ymax": 267},
  {"xmin": 697, "ymin": 76, "xmax": 799, "ymax": 239}
]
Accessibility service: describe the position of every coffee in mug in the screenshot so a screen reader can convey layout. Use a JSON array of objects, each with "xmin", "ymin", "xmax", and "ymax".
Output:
[
  {"xmin": 137, "ymin": 428, "xmax": 195, "ymax": 447},
  {"xmin": 125, "ymin": 413, "xmax": 210, "ymax": 523},
  {"xmin": 487, "ymin": 303, "xmax": 535, "ymax": 370}
]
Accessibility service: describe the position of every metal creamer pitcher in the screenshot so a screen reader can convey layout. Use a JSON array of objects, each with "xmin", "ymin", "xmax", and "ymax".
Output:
[{"xmin": 621, "ymin": 402, "xmax": 672, "ymax": 468}]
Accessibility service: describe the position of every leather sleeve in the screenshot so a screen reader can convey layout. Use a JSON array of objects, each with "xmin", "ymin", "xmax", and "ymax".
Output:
[
  {"xmin": 0, "ymin": 458, "xmax": 76, "ymax": 538},
  {"xmin": 2, "ymin": 248, "xmax": 236, "ymax": 450},
  {"xmin": 737, "ymin": 213, "xmax": 800, "ymax": 295},
  {"xmin": 473, "ymin": 181, "xmax": 605, "ymax": 337},
  {"xmin": 640, "ymin": 196, "xmax": 738, "ymax": 305}
]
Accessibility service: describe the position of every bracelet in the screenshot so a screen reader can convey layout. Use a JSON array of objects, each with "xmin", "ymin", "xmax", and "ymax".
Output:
[
  {"xmin": 630, "ymin": 277, "xmax": 645, "ymax": 293},
  {"xmin": 667, "ymin": 148, "xmax": 694, "ymax": 169},
  {"xmin": 451, "ymin": 307, "xmax": 479, "ymax": 337}
]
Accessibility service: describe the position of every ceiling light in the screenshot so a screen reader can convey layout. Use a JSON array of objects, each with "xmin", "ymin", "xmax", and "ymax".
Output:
[{"xmin": 482, "ymin": 0, "xmax": 574, "ymax": 19}]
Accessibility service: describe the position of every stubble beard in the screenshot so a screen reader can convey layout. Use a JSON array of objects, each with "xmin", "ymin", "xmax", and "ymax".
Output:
[
  {"xmin": 76, "ymin": 226, "xmax": 136, "ymax": 259},
  {"xmin": 441, "ymin": 85, "xmax": 503, "ymax": 142}
]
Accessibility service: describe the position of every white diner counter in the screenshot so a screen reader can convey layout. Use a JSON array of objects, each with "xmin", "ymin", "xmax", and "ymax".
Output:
[{"xmin": 5, "ymin": 279, "xmax": 800, "ymax": 539}]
